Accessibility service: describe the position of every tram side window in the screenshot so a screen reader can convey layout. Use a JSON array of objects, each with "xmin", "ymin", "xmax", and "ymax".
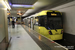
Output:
[
  {"xmin": 34, "ymin": 17, "xmax": 39, "ymax": 25},
  {"xmin": 39, "ymin": 17, "xmax": 44, "ymax": 26}
]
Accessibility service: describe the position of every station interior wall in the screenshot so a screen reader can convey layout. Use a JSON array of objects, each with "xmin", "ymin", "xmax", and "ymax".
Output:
[
  {"xmin": 0, "ymin": 8, "xmax": 8, "ymax": 43},
  {"xmin": 0, "ymin": 8, "xmax": 6, "ymax": 42}
]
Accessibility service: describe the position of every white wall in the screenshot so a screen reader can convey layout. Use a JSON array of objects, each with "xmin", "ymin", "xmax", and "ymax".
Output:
[
  {"xmin": 0, "ymin": 8, "xmax": 5, "ymax": 42},
  {"xmin": 50, "ymin": 1, "xmax": 75, "ymax": 35},
  {"xmin": 0, "ymin": 8, "xmax": 8, "ymax": 42}
]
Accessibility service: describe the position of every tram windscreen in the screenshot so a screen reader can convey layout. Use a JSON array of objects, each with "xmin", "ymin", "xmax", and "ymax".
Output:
[{"xmin": 47, "ymin": 18, "xmax": 62, "ymax": 29}]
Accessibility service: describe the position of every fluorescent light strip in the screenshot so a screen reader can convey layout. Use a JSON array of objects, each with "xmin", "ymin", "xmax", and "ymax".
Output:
[
  {"xmin": 2, "ymin": 1, "xmax": 7, "ymax": 8},
  {"xmin": 12, "ymin": 4, "xmax": 33, "ymax": 8},
  {"xmin": 2, "ymin": 1, "xmax": 11, "ymax": 9},
  {"xmin": 5, "ymin": 1, "xmax": 11, "ymax": 9}
]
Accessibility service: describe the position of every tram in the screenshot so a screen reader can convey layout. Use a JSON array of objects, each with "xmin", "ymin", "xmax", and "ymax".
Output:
[{"xmin": 34, "ymin": 10, "xmax": 63, "ymax": 40}]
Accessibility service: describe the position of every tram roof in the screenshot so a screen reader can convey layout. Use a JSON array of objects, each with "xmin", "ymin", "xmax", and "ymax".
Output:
[{"xmin": 35, "ymin": 10, "xmax": 60, "ymax": 16}]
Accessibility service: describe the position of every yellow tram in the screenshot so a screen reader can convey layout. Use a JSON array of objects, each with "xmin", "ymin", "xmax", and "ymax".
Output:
[{"xmin": 34, "ymin": 10, "xmax": 63, "ymax": 40}]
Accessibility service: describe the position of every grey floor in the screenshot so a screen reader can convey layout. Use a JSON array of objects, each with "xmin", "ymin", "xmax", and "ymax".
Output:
[{"xmin": 8, "ymin": 25, "xmax": 41, "ymax": 50}]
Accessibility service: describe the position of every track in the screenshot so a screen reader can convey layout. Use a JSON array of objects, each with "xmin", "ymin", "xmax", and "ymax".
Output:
[{"xmin": 54, "ymin": 39, "xmax": 75, "ymax": 50}]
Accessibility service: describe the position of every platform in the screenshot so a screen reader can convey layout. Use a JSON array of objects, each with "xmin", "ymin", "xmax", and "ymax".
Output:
[
  {"xmin": 7, "ymin": 24, "xmax": 68, "ymax": 50},
  {"xmin": 8, "ymin": 25, "xmax": 42, "ymax": 50}
]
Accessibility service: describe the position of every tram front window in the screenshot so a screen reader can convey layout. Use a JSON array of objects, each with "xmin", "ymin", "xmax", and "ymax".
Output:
[
  {"xmin": 53, "ymin": 20, "xmax": 62, "ymax": 29},
  {"xmin": 47, "ymin": 18, "xmax": 62, "ymax": 29}
]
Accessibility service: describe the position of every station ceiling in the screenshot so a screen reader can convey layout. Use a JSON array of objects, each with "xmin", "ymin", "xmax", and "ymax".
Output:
[
  {"xmin": 8, "ymin": 0, "xmax": 74, "ymax": 17},
  {"xmin": 10, "ymin": 0, "xmax": 37, "ymax": 5}
]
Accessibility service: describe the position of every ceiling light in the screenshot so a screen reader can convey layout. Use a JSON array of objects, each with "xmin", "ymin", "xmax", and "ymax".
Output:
[
  {"xmin": 2, "ymin": 0, "xmax": 11, "ymax": 10},
  {"xmin": 12, "ymin": 4, "xmax": 33, "ymax": 8}
]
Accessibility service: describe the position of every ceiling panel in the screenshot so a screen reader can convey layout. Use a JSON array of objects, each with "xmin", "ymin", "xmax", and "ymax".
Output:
[
  {"xmin": 11, "ymin": 0, "xmax": 37, "ymax": 5},
  {"xmin": 43, "ymin": 0, "xmax": 74, "ymax": 10}
]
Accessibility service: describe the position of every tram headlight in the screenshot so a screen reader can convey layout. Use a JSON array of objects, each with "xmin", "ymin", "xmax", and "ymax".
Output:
[{"xmin": 39, "ymin": 27, "xmax": 40, "ymax": 29}]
